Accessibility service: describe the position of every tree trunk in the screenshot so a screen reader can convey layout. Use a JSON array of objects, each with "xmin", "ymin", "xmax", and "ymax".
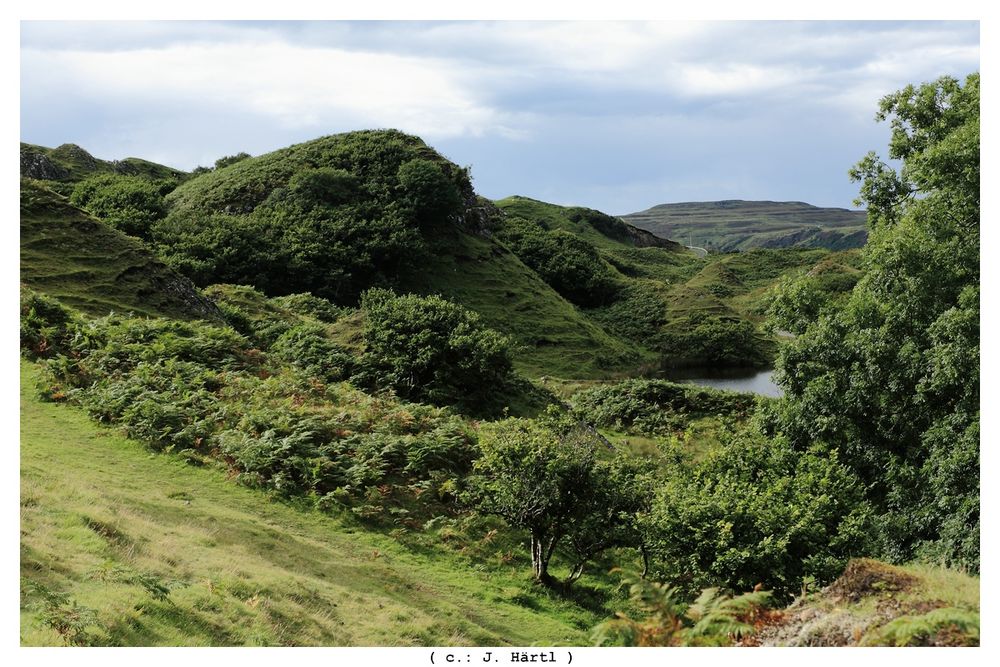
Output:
[{"xmin": 530, "ymin": 533, "xmax": 555, "ymax": 586}]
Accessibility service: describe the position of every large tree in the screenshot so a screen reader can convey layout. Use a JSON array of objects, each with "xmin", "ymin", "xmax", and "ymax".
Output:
[{"xmin": 771, "ymin": 73, "xmax": 979, "ymax": 570}]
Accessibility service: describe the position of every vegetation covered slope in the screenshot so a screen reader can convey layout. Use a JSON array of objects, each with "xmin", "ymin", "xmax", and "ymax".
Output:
[
  {"xmin": 20, "ymin": 179, "xmax": 221, "ymax": 321},
  {"xmin": 753, "ymin": 559, "xmax": 979, "ymax": 646},
  {"xmin": 20, "ymin": 142, "xmax": 187, "ymax": 195},
  {"xmin": 622, "ymin": 200, "xmax": 868, "ymax": 252},
  {"xmin": 19, "ymin": 361, "xmax": 595, "ymax": 646}
]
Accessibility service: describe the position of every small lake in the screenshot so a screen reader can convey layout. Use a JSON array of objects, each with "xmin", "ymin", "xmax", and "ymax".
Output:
[{"xmin": 660, "ymin": 367, "xmax": 783, "ymax": 398}]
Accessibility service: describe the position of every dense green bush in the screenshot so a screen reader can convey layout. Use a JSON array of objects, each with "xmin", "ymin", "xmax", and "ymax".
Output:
[
  {"xmin": 353, "ymin": 289, "xmax": 516, "ymax": 411},
  {"xmin": 396, "ymin": 158, "xmax": 463, "ymax": 228},
  {"xmin": 496, "ymin": 216, "xmax": 619, "ymax": 307},
  {"xmin": 20, "ymin": 288, "xmax": 78, "ymax": 359},
  {"xmin": 643, "ymin": 433, "xmax": 872, "ymax": 602},
  {"xmin": 654, "ymin": 314, "xmax": 768, "ymax": 367},
  {"xmin": 70, "ymin": 174, "xmax": 168, "ymax": 240},
  {"xmin": 270, "ymin": 323, "xmax": 355, "ymax": 381}
]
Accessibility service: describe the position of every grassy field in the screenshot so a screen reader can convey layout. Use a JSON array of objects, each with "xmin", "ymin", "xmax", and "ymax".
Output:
[{"xmin": 19, "ymin": 360, "xmax": 601, "ymax": 646}]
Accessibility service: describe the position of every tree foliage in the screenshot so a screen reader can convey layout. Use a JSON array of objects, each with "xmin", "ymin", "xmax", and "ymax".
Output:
[
  {"xmin": 495, "ymin": 216, "xmax": 620, "ymax": 307},
  {"xmin": 154, "ymin": 131, "xmax": 471, "ymax": 302},
  {"xmin": 642, "ymin": 433, "xmax": 872, "ymax": 602},
  {"xmin": 773, "ymin": 73, "xmax": 979, "ymax": 570}
]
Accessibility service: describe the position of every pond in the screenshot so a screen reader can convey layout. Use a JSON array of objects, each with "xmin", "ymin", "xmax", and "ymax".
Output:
[{"xmin": 660, "ymin": 367, "xmax": 783, "ymax": 398}]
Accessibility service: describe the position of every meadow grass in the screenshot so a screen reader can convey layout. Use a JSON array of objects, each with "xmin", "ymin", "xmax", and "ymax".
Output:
[{"xmin": 19, "ymin": 360, "xmax": 600, "ymax": 646}]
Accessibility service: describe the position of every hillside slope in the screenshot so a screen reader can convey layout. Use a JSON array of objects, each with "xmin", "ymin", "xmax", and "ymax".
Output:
[
  {"xmin": 752, "ymin": 559, "xmax": 979, "ymax": 646},
  {"xmin": 20, "ymin": 180, "xmax": 221, "ymax": 321},
  {"xmin": 19, "ymin": 361, "xmax": 596, "ymax": 646},
  {"xmin": 622, "ymin": 200, "xmax": 868, "ymax": 252},
  {"xmin": 21, "ymin": 142, "xmax": 186, "ymax": 194}
]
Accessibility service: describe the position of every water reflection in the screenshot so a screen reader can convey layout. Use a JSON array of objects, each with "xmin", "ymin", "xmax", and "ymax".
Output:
[{"xmin": 660, "ymin": 367, "xmax": 783, "ymax": 398}]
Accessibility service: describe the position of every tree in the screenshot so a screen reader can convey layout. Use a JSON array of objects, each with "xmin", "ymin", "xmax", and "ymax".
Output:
[
  {"xmin": 772, "ymin": 73, "xmax": 979, "ymax": 570},
  {"xmin": 472, "ymin": 417, "xmax": 651, "ymax": 586},
  {"xmin": 642, "ymin": 432, "xmax": 872, "ymax": 602},
  {"xmin": 396, "ymin": 158, "xmax": 463, "ymax": 229}
]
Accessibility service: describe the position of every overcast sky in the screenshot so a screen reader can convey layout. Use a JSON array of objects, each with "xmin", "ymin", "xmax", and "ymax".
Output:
[{"xmin": 20, "ymin": 20, "xmax": 979, "ymax": 214}]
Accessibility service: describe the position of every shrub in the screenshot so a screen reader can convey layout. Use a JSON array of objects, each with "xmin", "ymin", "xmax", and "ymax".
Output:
[
  {"xmin": 354, "ymin": 289, "xmax": 516, "ymax": 411},
  {"xmin": 270, "ymin": 323, "xmax": 355, "ymax": 381},
  {"xmin": 642, "ymin": 433, "xmax": 873, "ymax": 602},
  {"xmin": 70, "ymin": 174, "xmax": 167, "ymax": 239},
  {"xmin": 20, "ymin": 288, "xmax": 77, "ymax": 358}
]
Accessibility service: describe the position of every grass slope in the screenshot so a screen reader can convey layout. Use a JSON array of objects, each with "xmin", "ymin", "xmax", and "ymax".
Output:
[
  {"xmin": 402, "ymin": 232, "xmax": 646, "ymax": 378},
  {"xmin": 20, "ymin": 180, "xmax": 220, "ymax": 321},
  {"xmin": 19, "ymin": 361, "xmax": 597, "ymax": 646},
  {"xmin": 622, "ymin": 200, "xmax": 868, "ymax": 252}
]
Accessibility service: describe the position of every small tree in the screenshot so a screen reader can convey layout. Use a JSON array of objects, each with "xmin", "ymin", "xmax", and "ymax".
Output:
[{"xmin": 472, "ymin": 418, "xmax": 650, "ymax": 586}]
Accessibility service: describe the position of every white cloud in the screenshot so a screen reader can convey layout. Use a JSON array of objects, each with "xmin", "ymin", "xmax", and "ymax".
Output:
[{"xmin": 21, "ymin": 39, "xmax": 525, "ymax": 140}]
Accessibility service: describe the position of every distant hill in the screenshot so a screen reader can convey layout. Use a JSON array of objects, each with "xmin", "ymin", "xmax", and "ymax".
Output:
[
  {"xmin": 20, "ymin": 142, "xmax": 187, "ymax": 194},
  {"xmin": 621, "ymin": 200, "xmax": 869, "ymax": 252}
]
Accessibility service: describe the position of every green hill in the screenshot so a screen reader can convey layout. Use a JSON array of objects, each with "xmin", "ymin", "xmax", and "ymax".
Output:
[
  {"xmin": 621, "ymin": 200, "xmax": 868, "ymax": 252},
  {"xmin": 21, "ymin": 142, "xmax": 187, "ymax": 194},
  {"xmin": 20, "ymin": 179, "xmax": 221, "ymax": 321},
  {"xmin": 156, "ymin": 130, "xmax": 644, "ymax": 379}
]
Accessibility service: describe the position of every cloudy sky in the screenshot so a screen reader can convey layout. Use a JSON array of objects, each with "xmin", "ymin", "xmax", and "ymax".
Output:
[{"xmin": 20, "ymin": 20, "xmax": 979, "ymax": 214}]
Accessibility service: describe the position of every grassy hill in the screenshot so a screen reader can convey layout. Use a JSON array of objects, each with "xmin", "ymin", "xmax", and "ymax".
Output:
[
  {"xmin": 621, "ymin": 200, "xmax": 868, "ymax": 252},
  {"xmin": 21, "ymin": 142, "xmax": 187, "ymax": 194},
  {"xmin": 20, "ymin": 179, "xmax": 221, "ymax": 321},
  {"xmin": 19, "ymin": 360, "xmax": 599, "ymax": 646}
]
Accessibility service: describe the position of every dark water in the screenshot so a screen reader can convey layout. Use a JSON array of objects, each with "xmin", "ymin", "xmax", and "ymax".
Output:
[{"xmin": 661, "ymin": 367, "xmax": 783, "ymax": 398}]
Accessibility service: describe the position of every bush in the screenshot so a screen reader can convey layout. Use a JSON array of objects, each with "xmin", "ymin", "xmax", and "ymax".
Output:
[
  {"xmin": 572, "ymin": 379, "xmax": 755, "ymax": 435},
  {"xmin": 654, "ymin": 314, "xmax": 768, "ymax": 367},
  {"xmin": 353, "ymin": 289, "xmax": 516, "ymax": 412},
  {"xmin": 642, "ymin": 433, "xmax": 873, "ymax": 602},
  {"xmin": 20, "ymin": 288, "xmax": 77, "ymax": 359},
  {"xmin": 70, "ymin": 174, "xmax": 167, "ymax": 240},
  {"xmin": 495, "ymin": 216, "xmax": 619, "ymax": 307}
]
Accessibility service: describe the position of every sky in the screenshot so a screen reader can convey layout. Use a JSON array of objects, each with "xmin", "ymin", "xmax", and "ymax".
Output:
[{"xmin": 20, "ymin": 20, "xmax": 980, "ymax": 215}]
